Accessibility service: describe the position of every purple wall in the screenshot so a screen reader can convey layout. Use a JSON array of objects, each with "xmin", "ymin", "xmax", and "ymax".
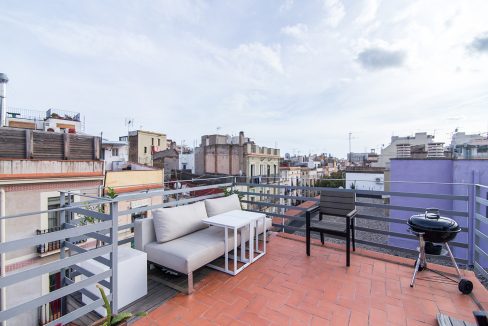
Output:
[{"xmin": 389, "ymin": 159, "xmax": 488, "ymax": 266}]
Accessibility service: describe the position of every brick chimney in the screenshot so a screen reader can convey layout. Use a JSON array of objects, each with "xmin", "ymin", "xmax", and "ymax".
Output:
[{"xmin": 239, "ymin": 131, "xmax": 245, "ymax": 146}]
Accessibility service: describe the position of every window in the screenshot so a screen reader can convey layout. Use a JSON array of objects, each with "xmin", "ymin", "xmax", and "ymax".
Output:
[
  {"xmin": 47, "ymin": 195, "xmax": 74, "ymax": 228},
  {"xmin": 144, "ymin": 146, "xmax": 147, "ymax": 154},
  {"xmin": 158, "ymin": 139, "xmax": 161, "ymax": 146},
  {"xmin": 112, "ymin": 148, "xmax": 119, "ymax": 156},
  {"xmin": 152, "ymin": 138, "xmax": 154, "ymax": 146},
  {"xmin": 48, "ymin": 198, "xmax": 61, "ymax": 229}
]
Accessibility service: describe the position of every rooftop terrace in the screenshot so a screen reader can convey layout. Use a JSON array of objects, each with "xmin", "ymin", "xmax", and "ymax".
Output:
[
  {"xmin": 0, "ymin": 178, "xmax": 487, "ymax": 325},
  {"xmin": 136, "ymin": 233, "xmax": 487, "ymax": 326}
]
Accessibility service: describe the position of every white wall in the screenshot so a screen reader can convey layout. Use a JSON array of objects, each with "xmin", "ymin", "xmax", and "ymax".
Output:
[
  {"xmin": 179, "ymin": 152, "xmax": 195, "ymax": 173},
  {"xmin": 346, "ymin": 172, "xmax": 384, "ymax": 191},
  {"xmin": 103, "ymin": 144, "xmax": 129, "ymax": 171}
]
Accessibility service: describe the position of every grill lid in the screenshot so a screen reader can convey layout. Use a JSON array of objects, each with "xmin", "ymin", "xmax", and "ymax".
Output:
[{"xmin": 408, "ymin": 208, "xmax": 459, "ymax": 232}]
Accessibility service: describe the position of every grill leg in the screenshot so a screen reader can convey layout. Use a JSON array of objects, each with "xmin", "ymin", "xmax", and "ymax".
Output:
[
  {"xmin": 410, "ymin": 254, "xmax": 421, "ymax": 287},
  {"xmin": 445, "ymin": 243, "xmax": 462, "ymax": 279},
  {"xmin": 411, "ymin": 234, "xmax": 426, "ymax": 288}
]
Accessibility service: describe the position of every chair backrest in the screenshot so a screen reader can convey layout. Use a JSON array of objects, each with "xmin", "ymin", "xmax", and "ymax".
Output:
[{"xmin": 319, "ymin": 190, "xmax": 356, "ymax": 217}]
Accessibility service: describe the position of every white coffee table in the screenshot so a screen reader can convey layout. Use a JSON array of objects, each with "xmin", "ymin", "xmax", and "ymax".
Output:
[
  {"xmin": 203, "ymin": 210, "xmax": 267, "ymax": 275},
  {"xmin": 222, "ymin": 210, "xmax": 267, "ymax": 263}
]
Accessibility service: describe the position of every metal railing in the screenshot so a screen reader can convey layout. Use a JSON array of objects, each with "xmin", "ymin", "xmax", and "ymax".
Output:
[
  {"xmin": 0, "ymin": 195, "xmax": 118, "ymax": 325},
  {"xmin": 474, "ymin": 184, "xmax": 488, "ymax": 280},
  {"xmin": 0, "ymin": 182, "xmax": 231, "ymax": 325},
  {"xmin": 0, "ymin": 178, "xmax": 487, "ymax": 324},
  {"xmin": 6, "ymin": 107, "xmax": 45, "ymax": 120},
  {"xmin": 36, "ymin": 227, "xmax": 87, "ymax": 255},
  {"xmin": 235, "ymin": 180, "xmax": 487, "ymax": 267}
]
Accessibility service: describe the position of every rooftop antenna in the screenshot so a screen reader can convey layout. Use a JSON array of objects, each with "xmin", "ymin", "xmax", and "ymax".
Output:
[
  {"xmin": 125, "ymin": 118, "xmax": 134, "ymax": 133},
  {"xmin": 348, "ymin": 132, "xmax": 352, "ymax": 163}
]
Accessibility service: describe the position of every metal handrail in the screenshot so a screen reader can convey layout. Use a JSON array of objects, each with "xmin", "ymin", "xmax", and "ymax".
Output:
[{"xmin": 1, "ymin": 179, "xmax": 486, "ymax": 324}]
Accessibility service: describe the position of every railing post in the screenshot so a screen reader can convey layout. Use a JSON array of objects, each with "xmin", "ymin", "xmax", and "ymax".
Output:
[
  {"xmin": 59, "ymin": 191, "xmax": 67, "ymax": 316},
  {"xmin": 467, "ymin": 184, "xmax": 475, "ymax": 267},
  {"xmin": 473, "ymin": 185, "xmax": 481, "ymax": 270},
  {"xmin": 110, "ymin": 201, "xmax": 119, "ymax": 314}
]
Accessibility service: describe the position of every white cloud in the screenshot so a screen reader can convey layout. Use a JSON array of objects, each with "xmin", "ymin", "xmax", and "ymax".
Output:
[
  {"xmin": 1, "ymin": 0, "xmax": 488, "ymax": 156},
  {"xmin": 322, "ymin": 0, "xmax": 346, "ymax": 28},
  {"xmin": 231, "ymin": 43, "xmax": 284, "ymax": 74},
  {"xmin": 355, "ymin": 0, "xmax": 380, "ymax": 24},
  {"xmin": 279, "ymin": 0, "xmax": 294, "ymax": 12},
  {"xmin": 2, "ymin": 14, "xmax": 158, "ymax": 63},
  {"xmin": 281, "ymin": 24, "xmax": 309, "ymax": 38}
]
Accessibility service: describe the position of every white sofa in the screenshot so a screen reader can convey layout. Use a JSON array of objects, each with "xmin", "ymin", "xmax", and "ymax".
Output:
[{"xmin": 134, "ymin": 195, "xmax": 271, "ymax": 293}]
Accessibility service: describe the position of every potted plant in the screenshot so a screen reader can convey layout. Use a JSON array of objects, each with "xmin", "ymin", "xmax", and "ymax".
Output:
[{"xmin": 90, "ymin": 285, "xmax": 147, "ymax": 326}]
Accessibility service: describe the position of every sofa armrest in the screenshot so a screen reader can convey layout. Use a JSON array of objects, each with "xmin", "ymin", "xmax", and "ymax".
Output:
[{"xmin": 134, "ymin": 217, "xmax": 156, "ymax": 251}]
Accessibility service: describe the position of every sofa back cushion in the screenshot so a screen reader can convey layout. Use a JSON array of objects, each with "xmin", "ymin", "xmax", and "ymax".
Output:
[
  {"xmin": 152, "ymin": 201, "xmax": 208, "ymax": 243},
  {"xmin": 204, "ymin": 194, "xmax": 241, "ymax": 217}
]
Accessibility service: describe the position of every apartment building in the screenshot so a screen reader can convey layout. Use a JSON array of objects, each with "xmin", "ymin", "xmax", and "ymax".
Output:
[
  {"xmin": 373, "ymin": 132, "xmax": 435, "ymax": 168},
  {"xmin": 0, "ymin": 127, "xmax": 103, "ymax": 325},
  {"xmin": 3, "ymin": 107, "xmax": 84, "ymax": 133},
  {"xmin": 194, "ymin": 131, "xmax": 280, "ymax": 179},
  {"xmin": 152, "ymin": 148, "xmax": 179, "ymax": 180},
  {"xmin": 101, "ymin": 139, "xmax": 129, "ymax": 171},
  {"xmin": 449, "ymin": 131, "xmax": 488, "ymax": 159},
  {"xmin": 128, "ymin": 130, "xmax": 167, "ymax": 166}
]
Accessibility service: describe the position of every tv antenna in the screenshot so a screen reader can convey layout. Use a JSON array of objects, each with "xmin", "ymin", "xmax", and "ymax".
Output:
[{"xmin": 125, "ymin": 118, "xmax": 135, "ymax": 133}]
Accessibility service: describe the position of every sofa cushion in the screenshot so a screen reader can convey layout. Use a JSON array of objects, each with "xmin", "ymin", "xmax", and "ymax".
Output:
[
  {"xmin": 152, "ymin": 201, "xmax": 208, "ymax": 243},
  {"xmin": 204, "ymin": 194, "xmax": 241, "ymax": 217},
  {"xmin": 144, "ymin": 226, "xmax": 238, "ymax": 274}
]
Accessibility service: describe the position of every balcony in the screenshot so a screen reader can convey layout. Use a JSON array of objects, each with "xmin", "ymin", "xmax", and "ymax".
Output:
[
  {"xmin": 0, "ymin": 180, "xmax": 487, "ymax": 325},
  {"xmin": 36, "ymin": 227, "xmax": 87, "ymax": 257}
]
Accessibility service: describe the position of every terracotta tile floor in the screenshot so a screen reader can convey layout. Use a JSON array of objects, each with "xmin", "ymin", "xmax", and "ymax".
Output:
[{"xmin": 135, "ymin": 233, "xmax": 487, "ymax": 326}]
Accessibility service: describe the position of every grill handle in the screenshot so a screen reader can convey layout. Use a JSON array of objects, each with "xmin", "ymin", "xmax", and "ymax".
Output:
[{"xmin": 425, "ymin": 208, "xmax": 440, "ymax": 219}]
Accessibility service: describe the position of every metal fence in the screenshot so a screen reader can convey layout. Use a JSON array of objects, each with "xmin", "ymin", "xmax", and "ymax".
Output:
[
  {"xmin": 474, "ymin": 184, "xmax": 488, "ymax": 280},
  {"xmin": 0, "ymin": 195, "xmax": 118, "ymax": 326},
  {"xmin": 0, "ymin": 181, "xmax": 231, "ymax": 325},
  {"xmin": 0, "ymin": 178, "xmax": 487, "ymax": 325},
  {"xmin": 235, "ymin": 180, "xmax": 486, "ymax": 267}
]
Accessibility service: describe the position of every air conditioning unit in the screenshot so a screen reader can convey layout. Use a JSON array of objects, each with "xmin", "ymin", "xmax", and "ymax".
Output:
[{"xmin": 44, "ymin": 122, "xmax": 59, "ymax": 133}]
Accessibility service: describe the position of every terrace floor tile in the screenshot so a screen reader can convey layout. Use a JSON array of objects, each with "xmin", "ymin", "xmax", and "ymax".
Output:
[{"xmin": 135, "ymin": 233, "xmax": 487, "ymax": 326}]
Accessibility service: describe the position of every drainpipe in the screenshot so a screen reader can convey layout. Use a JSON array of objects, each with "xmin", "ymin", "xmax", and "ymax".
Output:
[{"xmin": 1, "ymin": 187, "xmax": 6, "ymax": 326}]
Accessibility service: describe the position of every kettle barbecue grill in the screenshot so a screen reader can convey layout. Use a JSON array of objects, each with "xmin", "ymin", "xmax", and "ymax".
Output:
[{"xmin": 408, "ymin": 208, "xmax": 473, "ymax": 294}]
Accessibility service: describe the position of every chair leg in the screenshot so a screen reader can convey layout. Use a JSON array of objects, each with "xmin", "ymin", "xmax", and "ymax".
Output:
[
  {"xmin": 306, "ymin": 211, "xmax": 311, "ymax": 256},
  {"xmin": 346, "ymin": 217, "xmax": 351, "ymax": 267},
  {"xmin": 351, "ymin": 218, "xmax": 356, "ymax": 252}
]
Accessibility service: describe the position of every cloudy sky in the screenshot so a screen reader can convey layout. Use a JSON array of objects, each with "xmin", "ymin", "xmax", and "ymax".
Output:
[{"xmin": 1, "ymin": 0, "xmax": 488, "ymax": 157}]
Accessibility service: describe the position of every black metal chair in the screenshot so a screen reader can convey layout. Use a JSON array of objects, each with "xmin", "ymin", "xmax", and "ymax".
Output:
[{"xmin": 306, "ymin": 190, "xmax": 357, "ymax": 266}]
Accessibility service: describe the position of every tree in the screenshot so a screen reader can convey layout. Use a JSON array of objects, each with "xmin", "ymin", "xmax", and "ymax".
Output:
[{"xmin": 314, "ymin": 171, "xmax": 345, "ymax": 189}]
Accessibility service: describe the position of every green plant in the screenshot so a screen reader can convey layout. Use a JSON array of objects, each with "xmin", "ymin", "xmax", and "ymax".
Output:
[
  {"xmin": 223, "ymin": 187, "xmax": 241, "ymax": 198},
  {"xmin": 106, "ymin": 187, "xmax": 118, "ymax": 199},
  {"xmin": 96, "ymin": 284, "xmax": 147, "ymax": 325},
  {"xmin": 80, "ymin": 187, "xmax": 119, "ymax": 247}
]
